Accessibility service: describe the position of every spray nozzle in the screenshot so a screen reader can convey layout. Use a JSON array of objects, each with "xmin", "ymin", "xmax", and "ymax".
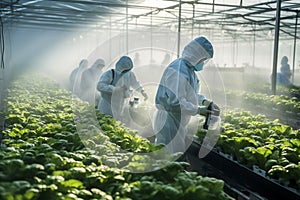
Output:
[
  {"xmin": 129, "ymin": 97, "xmax": 140, "ymax": 107},
  {"xmin": 209, "ymin": 102, "xmax": 220, "ymax": 116}
]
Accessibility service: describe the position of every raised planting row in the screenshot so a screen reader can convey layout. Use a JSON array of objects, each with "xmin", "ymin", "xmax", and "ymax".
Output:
[
  {"xmin": 225, "ymin": 90, "xmax": 300, "ymax": 114},
  {"xmin": 197, "ymin": 109, "xmax": 300, "ymax": 191},
  {"xmin": 0, "ymin": 74, "xmax": 233, "ymax": 200},
  {"xmin": 229, "ymin": 82, "xmax": 300, "ymax": 100}
]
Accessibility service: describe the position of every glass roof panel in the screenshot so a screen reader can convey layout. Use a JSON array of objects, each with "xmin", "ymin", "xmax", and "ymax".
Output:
[{"xmin": 0, "ymin": 0, "xmax": 299, "ymax": 40}]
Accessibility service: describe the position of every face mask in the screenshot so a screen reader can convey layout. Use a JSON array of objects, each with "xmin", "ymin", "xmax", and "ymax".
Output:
[
  {"xmin": 194, "ymin": 62, "xmax": 204, "ymax": 71},
  {"xmin": 122, "ymin": 72, "xmax": 130, "ymax": 78}
]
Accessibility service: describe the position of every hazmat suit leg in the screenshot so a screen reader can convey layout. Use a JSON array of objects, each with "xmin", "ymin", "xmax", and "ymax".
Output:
[
  {"xmin": 98, "ymin": 89, "xmax": 125, "ymax": 121},
  {"xmin": 111, "ymin": 93, "xmax": 126, "ymax": 123},
  {"xmin": 98, "ymin": 98, "xmax": 113, "ymax": 117},
  {"xmin": 154, "ymin": 110, "xmax": 191, "ymax": 154}
]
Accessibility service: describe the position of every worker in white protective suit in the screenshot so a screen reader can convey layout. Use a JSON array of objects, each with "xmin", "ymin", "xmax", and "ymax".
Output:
[
  {"xmin": 69, "ymin": 59, "xmax": 89, "ymax": 94},
  {"xmin": 81, "ymin": 59, "xmax": 106, "ymax": 105},
  {"xmin": 154, "ymin": 36, "xmax": 219, "ymax": 154},
  {"xmin": 270, "ymin": 56, "xmax": 293, "ymax": 87},
  {"xmin": 278, "ymin": 56, "xmax": 293, "ymax": 86},
  {"xmin": 97, "ymin": 56, "xmax": 148, "ymax": 122},
  {"xmin": 161, "ymin": 53, "xmax": 171, "ymax": 68}
]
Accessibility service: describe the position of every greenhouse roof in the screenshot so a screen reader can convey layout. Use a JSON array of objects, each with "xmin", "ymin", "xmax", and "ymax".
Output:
[{"xmin": 0, "ymin": 0, "xmax": 299, "ymax": 40}]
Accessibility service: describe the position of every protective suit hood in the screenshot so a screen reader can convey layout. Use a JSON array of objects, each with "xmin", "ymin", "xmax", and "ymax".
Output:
[
  {"xmin": 79, "ymin": 59, "xmax": 89, "ymax": 69},
  {"xmin": 280, "ymin": 56, "xmax": 291, "ymax": 76},
  {"xmin": 92, "ymin": 59, "xmax": 105, "ymax": 69},
  {"xmin": 281, "ymin": 56, "xmax": 288, "ymax": 65},
  {"xmin": 182, "ymin": 36, "xmax": 214, "ymax": 67},
  {"xmin": 115, "ymin": 56, "xmax": 133, "ymax": 73}
]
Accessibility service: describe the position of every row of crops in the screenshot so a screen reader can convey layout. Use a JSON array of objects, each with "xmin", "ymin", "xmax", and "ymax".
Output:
[
  {"xmin": 197, "ymin": 110, "xmax": 300, "ymax": 191},
  {"xmin": 0, "ymin": 75, "xmax": 234, "ymax": 200},
  {"xmin": 230, "ymin": 82, "xmax": 300, "ymax": 100},
  {"xmin": 225, "ymin": 90, "xmax": 300, "ymax": 115}
]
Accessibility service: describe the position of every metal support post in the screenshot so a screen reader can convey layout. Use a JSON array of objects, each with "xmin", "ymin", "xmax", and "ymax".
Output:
[
  {"xmin": 177, "ymin": 0, "xmax": 182, "ymax": 58},
  {"xmin": 271, "ymin": 0, "xmax": 281, "ymax": 95},
  {"xmin": 126, "ymin": 0, "xmax": 129, "ymax": 55},
  {"xmin": 292, "ymin": 11, "xmax": 298, "ymax": 84},
  {"xmin": 252, "ymin": 23, "xmax": 256, "ymax": 68},
  {"xmin": 191, "ymin": 3, "xmax": 195, "ymax": 39}
]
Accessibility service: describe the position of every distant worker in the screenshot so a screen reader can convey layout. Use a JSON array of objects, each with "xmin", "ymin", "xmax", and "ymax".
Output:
[
  {"xmin": 154, "ymin": 36, "xmax": 219, "ymax": 154},
  {"xmin": 97, "ymin": 56, "xmax": 148, "ymax": 122},
  {"xmin": 271, "ymin": 56, "xmax": 293, "ymax": 86},
  {"xmin": 81, "ymin": 59, "xmax": 106, "ymax": 105},
  {"xmin": 69, "ymin": 59, "xmax": 89, "ymax": 94},
  {"xmin": 133, "ymin": 52, "xmax": 141, "ymax": 66},
  {"xmin": 278, "ymin": 56, "xmax": 293, "ymax": 86},
  {"xmin": 161, "ymin": 53, "xmax": 171, "ymax": 68}
]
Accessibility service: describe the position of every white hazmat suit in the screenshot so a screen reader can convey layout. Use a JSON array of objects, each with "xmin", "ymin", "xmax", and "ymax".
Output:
[
  {"xmin": 69, "ymin": 59, "xmax": 89, "ymax": 95},
  {"xmin": 81, "ymin": 59, "xmax": 105, "ymax": 105},
  {"xmin": 97, "ymin": 56, "xmax": 147, "ymax": 122},
  {"xmin": 278, "ymin": 56, "xmax": 292, "ymax": 86},
  {"xmin": 154, "ymin": 36, "xmax": 214, "ymax": 154},
  {"xmin": 270, "ymin": 56, "xmax": 293, "ymax": 86}
]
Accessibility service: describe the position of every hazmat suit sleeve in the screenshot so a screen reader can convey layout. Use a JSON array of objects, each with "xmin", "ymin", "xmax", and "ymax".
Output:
[
  {"xmin": 197, "ymin": 94, "xmax": 207, "ymax": 105},
  {"xmin": 129, "ymin": 72, "xmax": 144, "ymax": 92},
  {"xmin": 81, "ymin": 70, "xmax": 92, "ymax": 91},
  {"xmin": 69, "ymin": 68, "xmax": 78, "ymax": 88},
  {"xmin": 97, "ymin": 70, "xmax": 115, "ymax": 93},
  {"xmin": 164, "ymin": 69, "xmax": 198, "ymax": 116}
]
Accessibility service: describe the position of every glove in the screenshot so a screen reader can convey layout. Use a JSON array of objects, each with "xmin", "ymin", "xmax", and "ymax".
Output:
[
  {"xmin": 203, "ymin": 100, "xmax": 220, "ymax": 114},
  {"xmin": 197, "ymin": 106, "xmax": 212, "ymax": 116},
  {"xmin": 202, "ymin": 99, "xmax": 212, "ymax": 106},
  {"xmin": 209, "ymin": 102, "xmax": 220, "ymax": 116},
  {"xmin": 212, "ymin": 103, "xmax": 220, "ymax": 111},
  {"xmin": 114, "ymin": 86, "xmax": 125, "ymax": 92},
  {"xmin": 141, "ymin": 90, "xmax": 148, "ymax": 101}
]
